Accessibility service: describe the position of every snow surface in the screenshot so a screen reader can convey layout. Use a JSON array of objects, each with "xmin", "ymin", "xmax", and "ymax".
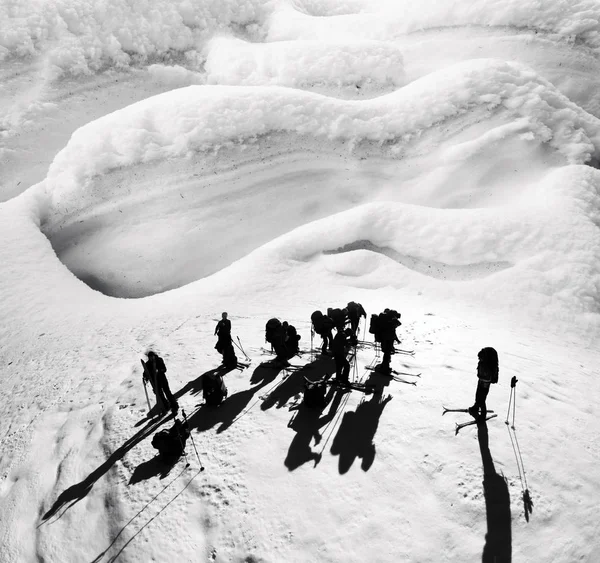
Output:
[{"xmin": 1, "ymin": 0, "xmax": 600, "ymax": 562}]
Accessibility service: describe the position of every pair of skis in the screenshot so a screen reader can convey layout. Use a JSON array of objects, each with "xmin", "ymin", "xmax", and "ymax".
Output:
[
  {"xmin": 364, "ymin": 366, "xmax": 419, "ymax": 385},
  {"xmin": 443, "ymin": 407, "xmax": 497, "ymax": 435},
  {"xmin": 327, "ymin": 378, "xmax": 376, "ymax": 394},
  {"xmin": 357, "ymin": 341, "xmax": 415, "ymax": 356}
]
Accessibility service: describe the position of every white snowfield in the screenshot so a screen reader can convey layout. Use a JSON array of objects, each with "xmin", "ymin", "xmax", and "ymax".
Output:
[{"xmin": 1, "ymin": 1, "xmax": 600, "ymax": 562}]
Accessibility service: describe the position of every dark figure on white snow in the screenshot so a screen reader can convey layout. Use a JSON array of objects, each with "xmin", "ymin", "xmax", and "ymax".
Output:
[
  {"xmin": 283, "ymin": 321, "xmax": 301, "ymax": 357},
  {"xmin": 370, "ymin": 309, "xmax": 401, "ymax": 373},
  {"xmin": 143, "ymin": 350, "xmax": 179, "ymax": 415},
  {"xmin": 202, "ymin": 370, "xmax": 228, "ymax": 406},
  {"xmin": 332, "ymin": 327, "xmax": 351, "ymax": 383},
  {"xmin": 468, "ymin": 347, "xmax": 499, "ymax": 420},
  {"xmin": 215, "ymin": 312, "xmax": 237, "ymax": 368},
  {"xmin": 151, "ymin": 418, "xmax": 190, "ymax": 461},
  {"xmin": 265, "ymin": 318, "xmax": 289, "ymax": 366},
  {"xmin": 346, "ymin": 301, "xmax": 366, "ymax": 337},
  {"xmin": 310, "ymin": 310, "xmax": 334, "ymax": 355}
]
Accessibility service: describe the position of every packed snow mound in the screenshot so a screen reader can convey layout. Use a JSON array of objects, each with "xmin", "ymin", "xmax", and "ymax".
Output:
[
  {"xmin": 0, "ymin": 0, "xmax": 269, "ymax": 76},
  {"xmin": 204, "ymin": 36, "xmax": 405, "ymax": 89},
  {"xmin": 39, "ymin": 58, "xmax": 600, "ymax": 214},
  {"xmin": 269, "ymin": 0, "xmax": 600, "ymax": 51},
  {"xmin": 3, "ymin": 0, "xmax": 600, "ymax": 79}
]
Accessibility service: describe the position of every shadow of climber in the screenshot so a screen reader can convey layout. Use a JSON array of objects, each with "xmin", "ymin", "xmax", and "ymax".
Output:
[
  {"xmin": 41, "ymin": 414, "xmax": 174, "ymax": 522},
  {"xmin": 330, "ymin": 393, "xmax": 392, "ymax": 474},
  {"xmin": 284, "ymin": 386, "xmax": 343, "ymax": 471},
  {"xmin": 477, "ymin": 420, "xmax": 512, "ymax": 563}
]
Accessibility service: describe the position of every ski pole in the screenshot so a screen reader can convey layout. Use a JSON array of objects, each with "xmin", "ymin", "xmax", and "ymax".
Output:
[
  {"xmin": 512, "ymin": 376, "xmax": 518, "ymax": 429},
  {"xmin": 143, "ymin": 378, "xmax": 151, "ymax": 413},
  {"xmin": 232, "ymin": 336, "xmax": 245, "ymax": 356},
  {"xmin": 235, "ymin": 336, "xmax": 250, "ymax": 361},
  {"xmin": 310, "ymin": 326, "xmax": 314, "ymax": 362},
  {"xmin": 182, "ymin": 410, "xmax": 204, "ymax": 471},
  {"xmin": 176, "ymin": 421, "xmax": 190, "ymax": 469},
  {"xmin": 505, "ymin": 388, "xmax": 513, "ymax": 425}
]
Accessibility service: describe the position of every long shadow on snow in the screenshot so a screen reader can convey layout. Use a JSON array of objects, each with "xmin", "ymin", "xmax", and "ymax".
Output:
[
  {"xmin": 285, "ymin": 386, "xmax": 346, "ymax": 470},
  {"xmin": 129, "ymin": 454, "xmax": 181, "ymax": 484},
  {"xmin": 477, "ymin": 420, "xmax": 512, "ymax": 563},
  {"xmin": 186, "ymin": 364, "xmax": 280, "ymax": 434},
  {"xmin": 174, "ymin": 364, "xmax": 241, "ymax": 400},
  {"xmin": 41, "ymin": 414, "xmax": 175, "ymax": 522},
  {"xmin": 261, "ymin": 356, "xmax": 335, "ymax": 411},
  {"xmin": 330, "ymin": 393, "xmax": 392, "ymax": 474}
]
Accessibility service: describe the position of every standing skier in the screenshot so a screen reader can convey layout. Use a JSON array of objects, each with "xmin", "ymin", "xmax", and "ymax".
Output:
[
  {"xmin": 468, "ymin": 347, "xmax": 499, "ymax": 420},
  {"xmin": 332, "ymin": 327, "xmax": 351, "ymax": 383},
  {"xmin": 215, "ymin": 312, "xmax": 237, "ymax": 368},
  {"xmin": 374, "ymin": 309, "xmax": 401, "ymax": 373},
  {"xmin": 143, "ymin": 350, "xmax": 179, "ymax": 415}
]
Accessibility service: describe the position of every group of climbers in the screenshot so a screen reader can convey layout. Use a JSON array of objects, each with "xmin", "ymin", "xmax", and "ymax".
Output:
[{"xmin": 141, "ymin": 303, "xmax": 499, "ymax": 463}]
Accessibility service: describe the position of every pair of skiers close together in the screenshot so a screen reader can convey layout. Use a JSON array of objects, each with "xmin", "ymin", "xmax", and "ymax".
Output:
[
  {"xmin": 142, "ymin": 314, "xmax": 236, "ymax": 461},
  {"xmin": 312, "ymin": 303, "xmax": 401, "ymax": 384},
  {"xmin": 264, "ymin": 317, "xmax": 302, "ymax": 366},
  {"xmin": 143, "ymin": 313, "xmax": 234, "ymax": 416}
]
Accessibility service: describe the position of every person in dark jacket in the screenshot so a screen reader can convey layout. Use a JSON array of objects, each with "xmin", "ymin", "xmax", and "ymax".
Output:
[
  {"xmin": 215, "ymin": 312, "xmax": 231, "ymax": 353},
  {"xmin": 215, "ymin": 312, "xmax": 237, "ymax": 367},
  {"xmin": 468, "ymin": 347, "xmax": 498, "ymax": 420},
  {"xmin": 283, "ymin": 321, "xmax": 301, "ymax": 357},
  {"xmin": 347, "ymin": 301, "xmax": 367, "ymax": 337},
  {"xmin": 332, "ymin": 328, "xmax": 351, "ymax": 383},
  {"xmin": 375, "ymin": 309, "xmax": 401, "ymax": 373},
  {"xmin": 144, "ymin": 350, "xmax": 178, "ymax": 415},
  {"xmin": 311, "ymin": 311, "xmax": 334, "ymax": 355},
  {"xmin": 265, "ymin": 318, "xmax": 289, "ymax": 366}
]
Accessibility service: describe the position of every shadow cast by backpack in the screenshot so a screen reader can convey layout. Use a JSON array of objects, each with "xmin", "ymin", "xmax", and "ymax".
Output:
[
  {"xmin": 285, "ymin": 386, "xmax": 343, "ymax": 471},
  {"xmin": 261, "ymin": 356, "xmax": 335, "ymax": 412},
  {"xmin": 129, "ymin": 454, "xmax": 180, "ymax": 485},
  {"xmin": 330, "ymin": 393, "xmax": 392, "ymax": 474},
  {"xmin": 185, "ymin": 371, "xmax": 277, "ymax": 434},
  {"xmin": 175, "ymin": 365, "xmax": 236, "ymax": 400}
]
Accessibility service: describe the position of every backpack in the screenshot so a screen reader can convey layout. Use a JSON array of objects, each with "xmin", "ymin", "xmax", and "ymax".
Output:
[
  {"xmin": 311, "ymin": 310, "xmax": 324, "ymax": 333},
  {"xmin": 265, "ymin": 318, "xmax": 282, "ymax": 344},
  {"xmin": 369, "ymin": 314, "xmax": 380, "ymax": 338},
  {"xmin": 202, "ymin": 371, "xmax": 228, "ymax": 406},
  {"xmin": 151, "ymin": 419, "xmax": 190, "ymax": 459},
  {"xmin": 303, "ymin": 377, "xmax": 327, "ymax": 409},
  {"xmin": 378, "ymin": 310, "xmax": 401, "ymax": 340},
  {"xmin": 327, "ymin": 307, "xmax": 347, "ymax": 328},
  {"xmin": 478, "ymin": 347, "xmax": 499, "ymax": 384}
]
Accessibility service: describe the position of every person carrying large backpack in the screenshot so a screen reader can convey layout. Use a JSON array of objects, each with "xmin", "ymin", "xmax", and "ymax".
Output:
[
  {"xmin": 283, "ymin": 321, "xmax": 301, "ymax": 357},
  {"xmin": 331, "ymin": 327, "xmax": 351, "ymax": 383},
  {"xmin": 346, "ymin": 301, "xmax": 366, "ymax": 337},
  {"xmin": 468, "ymin": 347, "xmax": 499, "ymax": 420},
  {"xmin": 311, "ymin": 310, "xmax": 334, "ymax": 355},
  {"xmin": 143, "ymin": 350, "xmax": 179, "ymax": 415},
  {"xmin": 265, "ymin": 318, "xmax": 289, "ymax": 365},
  {"xmin": 372, "ymin": 309, "xmax": 401, "ymax": 373}
]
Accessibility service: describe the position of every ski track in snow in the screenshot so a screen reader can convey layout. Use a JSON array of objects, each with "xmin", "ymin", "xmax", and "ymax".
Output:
[{"xmin": 2, "ymin": 1, "xmax": 600, "ymax": 562}]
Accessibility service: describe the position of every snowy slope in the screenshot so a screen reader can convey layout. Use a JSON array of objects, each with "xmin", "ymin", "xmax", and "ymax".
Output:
[{"xmin": 1, "ymin": 1, "xmax": 600, "ymax": 562}]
